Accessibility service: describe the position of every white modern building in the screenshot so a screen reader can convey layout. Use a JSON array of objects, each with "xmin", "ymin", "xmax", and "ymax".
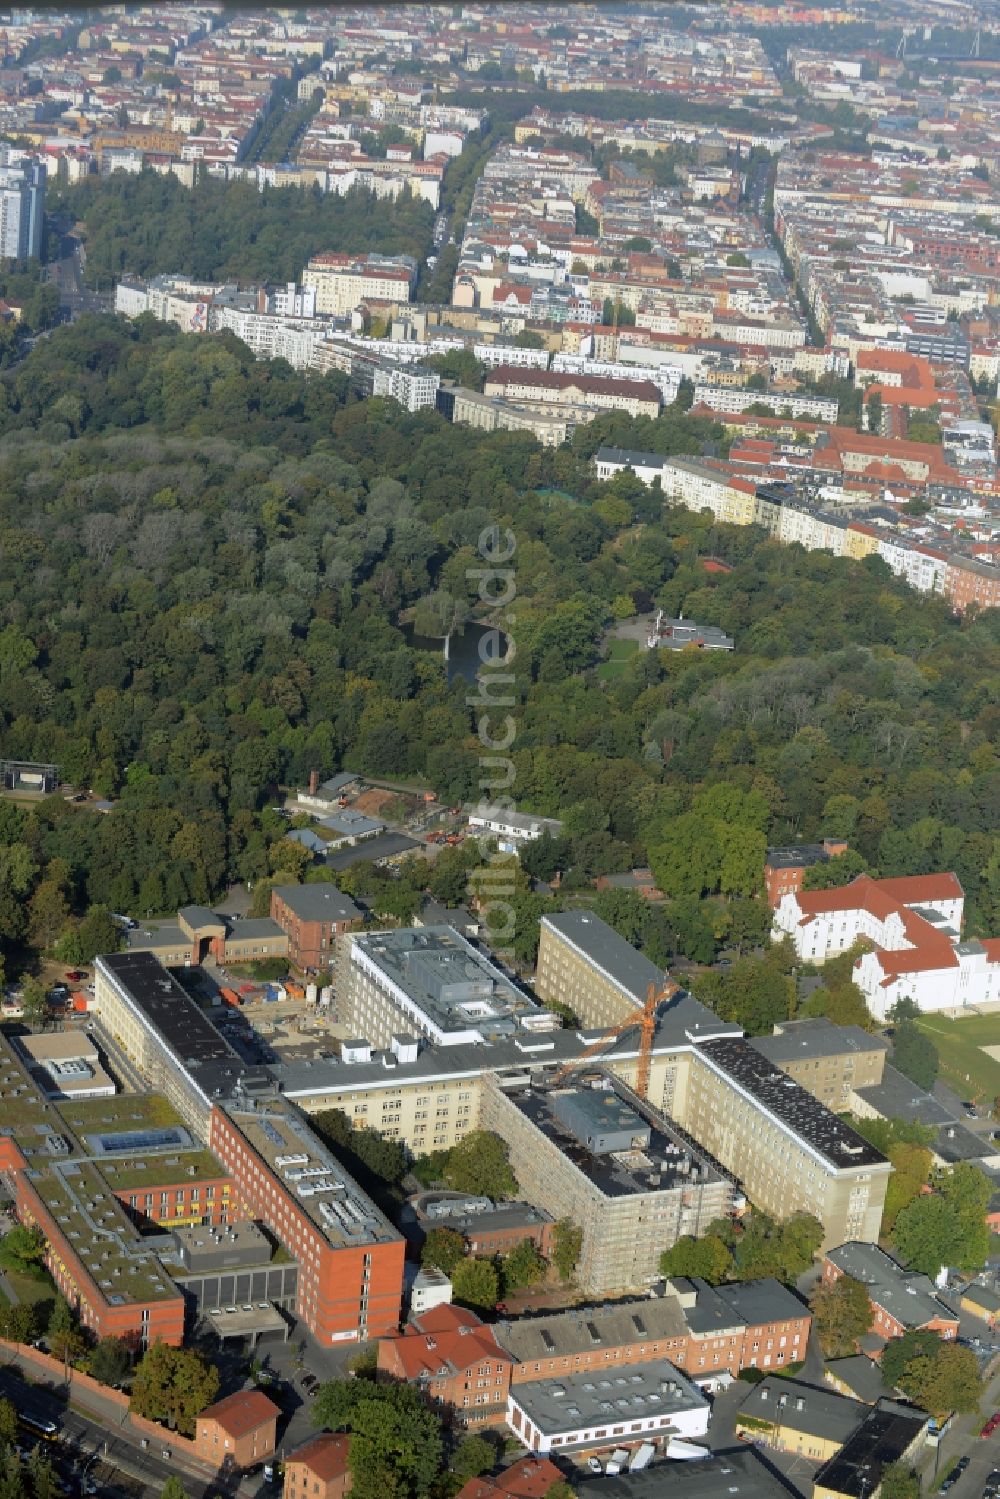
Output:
[
  {"xmin": 371, "ymin": 362, "xmax": 440, "ymax": 411},
  {"xmin": 467, "ymin": 806, "xmax": 564, "ymax": 853},
  {"xmin": 594, "ymin": 447, "xmax": 666, "ymax": 486},
  {"xmin": 876, "ymin": 536, "xmax": 948, "ymax": 594},
  {"xmin": 506, "ymin": 1360, "xmax": 710, "ymax": 1456}
]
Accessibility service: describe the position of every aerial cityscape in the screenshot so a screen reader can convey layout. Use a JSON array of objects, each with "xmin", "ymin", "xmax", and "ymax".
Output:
[{"xmin": 0, "ymin": 3, "xmax": 999, "ymax": 1499}]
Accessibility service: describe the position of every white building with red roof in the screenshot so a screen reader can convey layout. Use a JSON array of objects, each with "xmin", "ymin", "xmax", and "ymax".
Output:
[{"xmin": 773, "ymin": 873, "xmax": 1000, "ymax": 1021}]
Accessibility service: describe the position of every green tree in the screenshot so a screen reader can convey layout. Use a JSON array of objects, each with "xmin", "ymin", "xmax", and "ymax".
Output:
[
  {"xmin": 130, "ymin": 1341, "xmax": 220, "ymax": 1436},
  {"xmin": 0, "ymin": 1224, "xmax": 45, "ymax": 1272},
  {"xmin": 694, "ymin": 950, "xmax": 794, "ymax": 1036},
  {"xmin": 449, "ymin": 1434, "xmax": 496, "ymax": 1480},
  {"xmin": 47, "ymin": 1294, "xmax": 86, "ymax": 1363},
  {"xmin": 421, "ymin": 1227, "xmax": 465, "ymax": 1277},
  {"xmin": 27, "ymin": 879, "xmax": 70, "ymax": 950},
  {"xmin": 160, "ymin": 1480, "xmax": 187, "ymax": 1499},
  {"xmin": 808, "ymin": 1274, "xmax": 871, "ymax": 1357},
  {"xmin": 891, "ymin": 1020, "xmax": 938, "ymax": 1091},
  {"xmin": 552, "ymin": 1219, "xmax": 583, "ymax": 1282},
  {"xmin": 892, "ymin": 1163, "xmax": 992, "ymax": 1277},
  {"xmin": 26, "ymin": 1449, "xmax": 59, "ymax": 1499},
  {"xmin": 881, "ymin": 1331, "xmax": 981, "ymax": 1418},
  {"xmin": 501, "ymin": 1240, "xmax": 546, "ymax": 1293},
  {"xmin": 451, "ymin": 1257, "xmax": 499, "ymax": 1312},
  {"xmin": 443, "ymin": 1132, "xmax": 517, "ymax": 1199},
  {"xmin": 882, "ymin": 1142, "xmax": 932, "ymax": 1235},
  {"xmin": 19, "ymin": 978, "xmax": 49, "ymax": 1029},
  {"xmin": 879, "ymin": 1464, "xmax": 919, "ymax": 1499},
  {"xmin": 88, "ymin": 1335, "xmax": 132, "ymax": 1387},
  {"xmin": 311, "ymin": 1379, "xmax": 443, "ymax": 1497},
  {"xmin": 0, "ymin": 1302, "xmax": 37, "ymax": 1344},
  {"xmin": 802, "ymin": 851, "xmax": 869, "ymax": 890},
  {"xmin": 74, "ymin": 904, "xmax": 121, "ymax": 962},
  {"xmin": 659, "ymin": 1234, "xmax": 733, "ymax": 1285},
  {"xmin": 0, "ymin": 1397, "xmax": 15, "ymax": 1447}
]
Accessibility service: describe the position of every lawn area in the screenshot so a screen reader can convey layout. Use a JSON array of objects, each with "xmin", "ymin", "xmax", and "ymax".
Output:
[
  {"xmin": 3, "ymin": 1263, "xmax": 55, "ymax": 1313},
  {"xmin": 914, "ymin": 1012, "xmax": 1000, "ymax": 1108},
  {"xmin": 597, "ymin": 637, "xmax": 640, "ymax": 681}
]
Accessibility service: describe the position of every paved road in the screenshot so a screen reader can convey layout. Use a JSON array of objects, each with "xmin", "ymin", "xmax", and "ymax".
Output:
[
  {"xmin": 0, "ymin": 1358, "xmax": 239, "ymax": 1498},
  {"xmin": 46, "ymin": 242, "xmax": 114, "ymax": 319},
  {"xmin": 921, "ymin": 1356, "xmax": 1000, "ymax": 1496}
]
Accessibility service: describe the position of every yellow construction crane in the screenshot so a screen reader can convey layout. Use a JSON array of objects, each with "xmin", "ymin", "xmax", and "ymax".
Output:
[{"xmin": 550, "ymin": 978, "xmax": 679, "ymax": 1101}]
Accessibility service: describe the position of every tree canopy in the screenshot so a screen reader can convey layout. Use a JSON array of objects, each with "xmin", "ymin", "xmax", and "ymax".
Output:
[
  {"xmin": 0, "ymin": 314, "xmax": 998, "ymax": 995},
  {"xmin": 312, "ymin": 1378, "xmax": 443, "ymax": 1498},
  {"xmin": 51, "ymin": 172, "xmax": 432, "ymax": 286}
]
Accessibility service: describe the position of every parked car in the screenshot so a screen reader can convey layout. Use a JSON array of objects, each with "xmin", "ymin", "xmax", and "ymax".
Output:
[
  {"xmin": 982, "ymin": 1413, "xmax": 1000, "ymax": 1438},
  {"xmin": 64, "ymin": 970, "xmax": 87, "ymax": 982}
]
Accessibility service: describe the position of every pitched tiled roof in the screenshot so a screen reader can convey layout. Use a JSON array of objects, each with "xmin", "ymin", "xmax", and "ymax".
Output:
[
  {"xmin": 200, "ymin": 1389, "xmax": 279, "ymax": 1438},
  {"xmin": 288, "ymin": 1434, "xmax": 351, "ymax": 1482}
]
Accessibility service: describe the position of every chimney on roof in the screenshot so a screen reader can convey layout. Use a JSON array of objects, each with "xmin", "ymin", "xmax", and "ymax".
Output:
[{"xmin": 309, "ymin": 770, "xmax": 320, "ymax": 795}]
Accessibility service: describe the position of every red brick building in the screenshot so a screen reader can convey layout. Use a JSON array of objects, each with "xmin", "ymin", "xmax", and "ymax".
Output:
[
  {"xmin": 945, "ymin": 555, "xmax": 1000, "ymax": 615},
  {"xmin": 285, "ymin": 1435, "xmax": 353, "ymax": 1499},
  {"xmin": 208, "ymin": 1103, "xmax": 404, "ymax": 1346},
  {"xmin": 195, "ymin": 1389, "xmax": 279, "ymax": 1473},
  {"xmin": 457, "ymin": 1459, "xmax": 565, "ymax": 1499},
  {"xmin": 822, "ymin": 1245, "xmax": 959, "ymax": 1354},
  {"xmin": 377, "ymin": 1304, "xmax": 515, "ymax": 1426},
  {"xmin": 499, "ymin": 1278, "xmax": 812, "ymax": 1385},
  {"xmin": 0, "ymin": 1135, "xmax": 185, "ymax": 1350},
  {"xmin": 269, "ymin": 884, "xmax": 362, "ymax": 970},
  {"xmin": 764, "ymin": 839, "xmax": 849, "ymax": 908}
]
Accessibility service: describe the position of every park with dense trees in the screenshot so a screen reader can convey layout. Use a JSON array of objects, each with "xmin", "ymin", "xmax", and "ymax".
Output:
[
  {"xmin": 0, "ymin": 313, "xmax": 997, "ymax": 1015},
  {"xmin": 49, "ymin": 173, "xmax": 433, "ymax": 287}
]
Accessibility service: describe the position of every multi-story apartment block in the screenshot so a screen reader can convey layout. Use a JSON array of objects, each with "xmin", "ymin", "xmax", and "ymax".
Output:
[
  {"xmin": 370, "ymin": 361, "xmax": 440, "ymax": 411},
  {"xmin": 679, "ymin": 1040, "xmax": 890, "ymax": 1250},
  {"xmin": 594, "ymin": 446, "xmax": 668, "ymax": 485},
  {"xmin": 339, "ymin": 925, "xmax": 545, "ymax": 1049},
  {"xmin": 482, "ymin": 367, "xmax": 661, "ymax": 419},
  {"xmin": 945, "ymin": 553, "xmax": 1000, "ymax": 613},
  {"xmin": 751, "ymin": 1019, "xmax": 888, "ymax": 1114},
  {"xmin": 536, "ymin": 910, "xmax": 673, "ymax": 1032},
  {"xmin": 479, "ymin": 1077, "xmax": 737, "ymax": 1297},
  {"xmin": 876, "ymin": 536, "xmax": 948, "ymax": 595},
  {"xmin": 0, "ymin": 149, "xmax": 44, "ymax": 259},
  {"xmin": 659, "ymin": 457, "xmax": 758, "ymax": 526},
  {"xmin": 301, "ymin": 252, "xmax": 415, "ymax": 316},
  {"xmin": 441, "ymin": 387, "xmax": 572, "ymax": 447},
  {"xmin": 693, "ymin": 384, "xmax": 837, "ymax": 421}
]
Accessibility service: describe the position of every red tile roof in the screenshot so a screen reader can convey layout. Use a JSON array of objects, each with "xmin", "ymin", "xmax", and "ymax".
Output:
[
  {"xmin": 288, "ymin": 1434, "xmax": 351, "ymax": 1482},
  {"xmin": 386, "ymin": 1304, "xmax": 513, "ymax": 1382},
  {"xmin": 456, "ymin": 1459, "xmax": 565, "ymax": 1499},
  {"xmin": 200, "ymin": 1389, "xmax": 279, "ymax": 1439}
]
